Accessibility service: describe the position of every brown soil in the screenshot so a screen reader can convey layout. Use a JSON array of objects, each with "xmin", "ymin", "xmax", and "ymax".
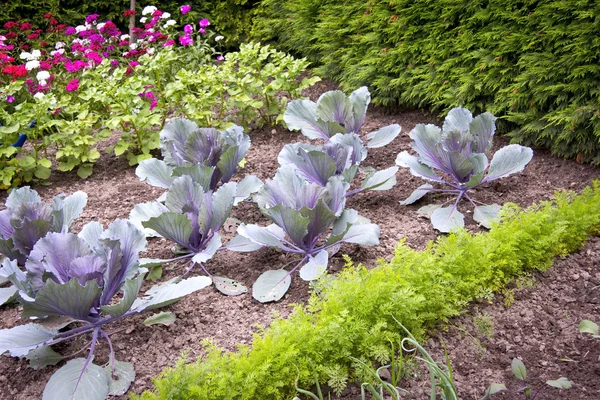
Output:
[{"xmin": 0, "ymin": 80, "xmax": 599, "ymax": 399}]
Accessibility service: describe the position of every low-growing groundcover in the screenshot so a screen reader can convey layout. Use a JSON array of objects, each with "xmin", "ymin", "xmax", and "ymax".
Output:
[{"xmin": 134, "ymin": 182, "xmax": 600, "ymax": 400}]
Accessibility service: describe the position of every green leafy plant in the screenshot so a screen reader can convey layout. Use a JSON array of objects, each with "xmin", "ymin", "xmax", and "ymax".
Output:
[
  {"xmin": 579, "ymin": 320, "xmax": 600, "ymax": 339},
  {"xmin": 483, "ymin": 358, "xmax": 572, "ymax": 399},
  {"xmin": 397, "ymin": 107, "xmax": 533, "ymax": 232},
  {"xmin": 0, "ymin": 218, "xmax": 211, "ymax": 399},
  {"xmin": 134, "ymin": 182, "xmax": 600, "ymax": 400}
]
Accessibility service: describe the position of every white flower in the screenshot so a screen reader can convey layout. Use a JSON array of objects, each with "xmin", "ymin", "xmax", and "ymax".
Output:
[
  {"xmin": 97, "ymin": 22, "xmax": 106, "ymax": 30},
  {"xmin": 20, "ymin": 51, "xmax": 32, "ymax": 60},
  {"xmin": 120, "ymin": 34, "xmax": 130, "ymax": 41},
  {"xmin": 215, "ymin": 35, "xmax": 224, "ymax": 42},
  {"xmin": 164, "ymin": 20, "xmax": 176, "ymax": 27},
  {"xmin": 33, "ymin": 92, "xmax": 45, "ymax": 100},
  {"xmin": 55, "ymin": 42, "xmax": 65, "ymax": 49},
  {"xmin": 75, "ymin": 25, "xmax": 86, "ymax": 33},
  {"xmin": 0, "ymin": 35, "xmax": 6, "ymax": 41},
  {"xmin": 25, "ymin": 60, "xmax": 40, "ymax": 71},
  {"xmin": 140, "ymin": 17, "xmax": 148, "ymax": 23},
  {"xmin": 39, "ymin": 80, "xmax": 47, "ymax": 86},
  {"xmin": 129, "ymin": 43, "xmax": 138, "ymax": 50},
  {"xmin": 147, "ymin": 28, "xmax": 155, "ymax": 33},
  {"xmin": 36, "ymin": 71, "xmax": 50, "ymax": 81},
  {"xmin": 147, "ymin": 47, "xmax": 155, "ymax": 55},
  {"xmin": 31, "ymin": 50, "xmax": 41, "ymax": 59},
  {"xmin": 148, "ymin": 36, "xmax": 156, "ymax": 42},
  {"xmin": 142, "ymin": 6, "xmax": 157, "ymax": 15},
  {"xmin": 161, "ymin": 12, "xmax": 171, "ymax": 19}
]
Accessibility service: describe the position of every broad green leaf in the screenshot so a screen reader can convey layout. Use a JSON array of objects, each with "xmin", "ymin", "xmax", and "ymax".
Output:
[
  {"xmin": 484, "ymin": 383, "xmax": 506, "ymax": 395},
  {"xmin": 315, "ymin": 90, "xmax": 353, "ymax": 125},
  {"xmin": 0, "ymin": 323, "xmax": 57, "ymax": 357},
  {"xmin": 396, "ymin": 151, "xmax": 442, "ymax": 182},
  {"xmin": 133, "ymin": 276, "xmax": 212, "ymax": 311},
  {"xmin": 284, "ymin": 100, "xmax": 345, "ymax": 140},
  {"xmin": 238, "ymin": 224, "xmax": 286, "ymax": 249},
  {"xmin": 21, "ymin": 279, "xmax": 102, "ymax": 320},
  {"xmin": 347, "ymin": 86, "xmax": 370, "ymax": 133},
  {"xmin": 431, "ymin": 206, "xmax": 465, "ymax": 233},
  {"xmin": 0, "ymin": 285, "xmax": 18, "ymax": 305},
  {"xmin": 77, "ymin": 164, "xmax": 93, "ymax": 179},
  {"xmin": 299, "ymin": 250, "xmax": 328, "ymax": 281},
  {"xmin": 143, "ymin": 311, "xmax": 176, "ymax": 326},
  {"xmin": 578, "ymin": 320, "xmax": 599, "ymax": 336},
  {"xmin": 25, "ymin": 345, "xmax": 64, "ymax": 370},
  {"xmin": 361, "ymin": 166, "xmax": 398, "ymax": 191},
  {"xmin": 136, "ymin": 158, "xmax": 175, "ymax": 189},
  {"xmin": 18, "ymin": 156, "xmax": 35, "ymax": 167},
  {"xmin": 213, "ymin": 276, "xmax": 248, "ymax": 296},
  {"xmin": 43, "ymin": 358, "xmax": 109, "ymax": 400},
  {"xmin": 366, "ymin": 124, "xmax": 401, "ymax": 148},
  {"xmin": 106, "ymin": 360, "xmax": 136, "ymax": 396},
  {"xmin": 486, "ymin": 144, "xmax": 533, "ymax": 182},
  {"xmin": 143, "ymin": 212, "xmax": 193, "ymax": 249},
  {"xmin": 417, "ymin": 204, "xmax": 441, "ymax": 218},
  {"xmin": 252, "ymin": 269, "xmax": 291, "ymax": 303},
  {"xmin": 234, "ymin": 175, "xmax": 263, "ymax": 205},
  {"xmin": 34, "ymin": 166, "xmax": 52, "ymax": 180},
  {"xmin": 129, "ymin": 202, "xmax": 169, "ymax": 237},
  {"xmin": 225, "ymin": 234, "xmax": 264, "ymax": 252},
  {"xmin": 443, "ymin": 107, "xmax": 473, "ymax": 133},
  {"xmin": 100, "ymin": 275, "xmax": 145, "ymax": 317},
  {"xmin": 338, "ymin": 223, "xmax": 380, "ymax": 246},
  {"xmin": 473, "ymin": 204, "xmax": 502, "ymax": 229},
  {"xmin": 511, "ymin": 358, "xmax": 527, "ymax": 380},
  {"xmin": 546, "ymin": 377, "xmax": 572, "ymax": 389},
  {"xmin": 400, "ymin": 184, "xmax": 434, "ymax": 205},
  {"xmin": 191, "ymin": 233, "xmax": 221, "ymax": 264}
]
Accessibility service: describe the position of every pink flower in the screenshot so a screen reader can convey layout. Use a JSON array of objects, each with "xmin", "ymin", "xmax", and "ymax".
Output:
[
  {"xmin": 6, "ymin": 95, "xmax": 14, "ymax": 103},
  {"xmin": 180, "ymin": 5, "xmax": 191, "ymax": 14},
  {"xmin": 183, "ymin": 24, "xmax": 193, "ymax": 34},
  {"xmin": 199, "ymin": 28, "xmax": 206, "ymax": 35},
  {"xmin": 199, "ymin": 19, "xmax": 210, "ymax": 28},
  {"xmin": 163, "ymin": 39, "xmax": 175, "ymax": 47},
  {"xmin": 110, "ymin": 60, "xmax": 119, "ymax": 66},
  {"xmin": 216, "ymin": 55, "xmax": 224, "ymax": 61},
  {"xmin": 65, "ymin": 79, "xmax": 79, "ymax": 92},
  {"xmin": 129, "ymin": 61, "xmax": 139, "ymax": 67},
  {"xmin": 178, "ymin": 35, "xmax": 193, "ymax": 46},
  {"xmin": 65, "ymin": 26, "xmax": 77, "ymax": 35}
]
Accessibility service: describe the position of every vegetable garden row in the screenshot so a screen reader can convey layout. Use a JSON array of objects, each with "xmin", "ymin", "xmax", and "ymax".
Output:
[{"xmin": 1, "ymin": 3, "xmax": 599, "ymax": 400}]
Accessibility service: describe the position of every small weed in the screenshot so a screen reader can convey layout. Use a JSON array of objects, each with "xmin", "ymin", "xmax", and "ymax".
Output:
[{"xmin": 474, "ymin": 313, "xmax": 495, "ymax": 339}]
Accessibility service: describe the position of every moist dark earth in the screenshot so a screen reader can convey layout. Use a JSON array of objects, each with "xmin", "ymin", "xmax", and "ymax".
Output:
[{"xmin": 0, "ymin": 80, "xmax": 599, "ymax": 399}]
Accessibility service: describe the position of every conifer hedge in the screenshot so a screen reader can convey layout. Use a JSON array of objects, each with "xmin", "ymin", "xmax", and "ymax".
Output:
[{"xmin": 252, "ymin": 0, "xmax": 600, "ymax": 164}]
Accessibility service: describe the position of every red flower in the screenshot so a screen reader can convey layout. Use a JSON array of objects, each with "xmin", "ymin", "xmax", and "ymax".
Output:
[
  {"xmin": 43, "ymin": 13, "xmax": 53, "ymax": 19},
  {"xmin": 122, "ymin": 9, "xmax": 136, "ymax": 17},
  {"xmin": 20, "ymin": 22, "xmax": 33, "ymax": 31}
]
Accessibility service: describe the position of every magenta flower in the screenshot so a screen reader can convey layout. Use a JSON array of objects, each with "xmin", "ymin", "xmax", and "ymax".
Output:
[
  {"xmin": 110, "ymin": 60, "xmax": 119, "ymax": 66},
  {"xmin": 183, "ymin": 24, "xmax": 193, "ymax": 34},
  {"xmin": 199, "ymin": 28, "xmax": 206, "ymax": 35},
  {"xmin": 216, "ymin": 55, "xmax": 224, "ymax": 61},
  {"xmin": 180, "ymin": 5, "xmax": 191, "ymax": 14},
  {"xmin": 65, "ymin": 79, "xmax": 79, "ymax": 92},
  {"xmin": 6, "ymin": 95, "xmax": 14, "ymax": 103},
  {"xmin": 129, "ymin": 61, "xmax": 140, "ymax": 67},
  {"xmin": 199, "ymin": 19, "xmax": 210, "ymax": 28},
  {"xmin": 163, "ymin": 39, "xmax": 175, "ymax": 47},
  {"xmin": 85, "ymin": 14, "xmax": 99, "ymax": 24},
  {"xmin": 65, "ymin": 26, "xmax": 77, "ymax": 35},
  {"xmin": 178, "ymin": 35, "xmax": 194, "ymax": 46}
]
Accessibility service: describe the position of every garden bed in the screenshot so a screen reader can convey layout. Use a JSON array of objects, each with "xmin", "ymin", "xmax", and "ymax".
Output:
[{"xmin": 0, "ymin": 81, "xmax": 599, "ymax": 399}]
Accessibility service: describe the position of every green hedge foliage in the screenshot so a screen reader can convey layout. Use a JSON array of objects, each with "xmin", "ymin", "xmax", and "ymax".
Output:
[
  {"xmin": 135, "ymin": 181, "xmax": 600, "ymax": 400},
  {"xmin": 252, "ymin": 0, "xmax": 600, "ymax": 164},
  {"xmin": 0, "ymin": 0, "xmax": 257, "ymax": 47}
]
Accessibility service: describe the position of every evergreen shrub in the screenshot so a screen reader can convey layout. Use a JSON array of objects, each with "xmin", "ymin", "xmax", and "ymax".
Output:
[{"xmin": 253, "ymin": 0, "xmax": 600, "ymax": 164}]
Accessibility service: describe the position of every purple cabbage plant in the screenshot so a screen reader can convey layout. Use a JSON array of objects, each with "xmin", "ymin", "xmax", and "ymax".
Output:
[
  {"xmin": 0, "ymin": 187, "xmax": 87, "ymax": 306},
  {"xmin": 135, "ymin": 119, "xmax": 261, "ymax": 205},
  {"xmin": 396, "ymin": 107, "xmax": 533, "ymax": 232},
  {"xmin": 226, "ymin": 165, "xmax": 380, "ymax": 303},
  {"xmin": 129, "ymin": 173, "xmax": 250, "ymax": 296},
  {"xmin": 282, "ymin": 87, "xmax": 401, "ymax": 194},
  {"xmin": 0, "ymin": 219, "xmax": 211, "ymax": 399}
]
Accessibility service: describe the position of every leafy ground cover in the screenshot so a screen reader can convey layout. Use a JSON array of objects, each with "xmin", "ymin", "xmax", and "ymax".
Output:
[{"xmin": 0, "ymin": 81, "xmax": 598, "ymax": 398}]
